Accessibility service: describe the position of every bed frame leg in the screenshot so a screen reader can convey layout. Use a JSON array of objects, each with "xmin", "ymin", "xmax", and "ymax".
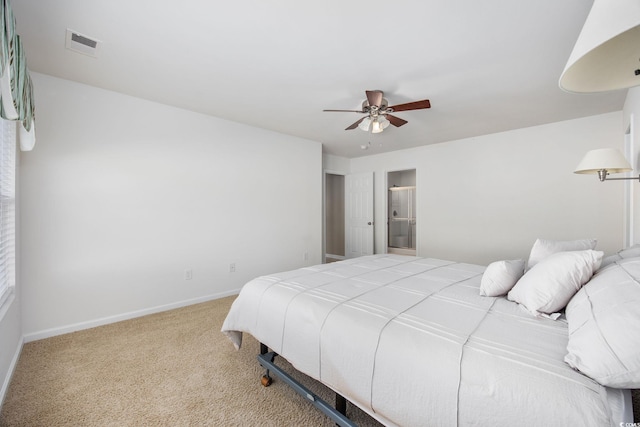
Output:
[
  {"xmin": 259, "ymin": 343, "xmax": 276, "ymax": 386},
  {"xmin": 336, "ymin": 393, "xmax": 347, "ymax": 416},
  {"xmin": 257, "ymin": 351, "xmax": 357, "ymax": 427}
]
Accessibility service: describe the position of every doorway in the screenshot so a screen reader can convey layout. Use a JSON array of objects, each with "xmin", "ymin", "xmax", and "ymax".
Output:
[
  {"xmin": 387, "ymin": 169, "xmax": 416, "ymax": 255},
  {"xmin": 325, "ymin": 173, "xmax": 345, "ymax": 263}
]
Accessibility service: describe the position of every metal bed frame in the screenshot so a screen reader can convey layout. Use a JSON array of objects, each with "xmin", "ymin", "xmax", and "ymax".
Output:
[{"xmin": 258, "ymin": 343, "xmax": 357, "ymax": 427}]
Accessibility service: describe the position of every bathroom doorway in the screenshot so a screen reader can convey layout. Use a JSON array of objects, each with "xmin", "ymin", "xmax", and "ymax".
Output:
[{"xmin": 387, "ymin": 169, "xmax": 416, "ymax": 255}]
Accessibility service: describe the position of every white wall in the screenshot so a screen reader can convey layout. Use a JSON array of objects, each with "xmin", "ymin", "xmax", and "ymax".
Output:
[
  {"xmin": 350, "ymin": 112, "xmax": 626, "ymax": 265},
  {"xmin": 20, "ymin": 73, "xmax": 322, "ymax": 339},
  {"xmin": 323, "ymin": 153, "xmax": 350, "ymax": 174}
]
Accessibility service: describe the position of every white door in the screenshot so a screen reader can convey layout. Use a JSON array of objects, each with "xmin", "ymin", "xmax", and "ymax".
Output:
[{"xmin": 345, "ymin": 172, "xmax": 374, "ymax": 258}]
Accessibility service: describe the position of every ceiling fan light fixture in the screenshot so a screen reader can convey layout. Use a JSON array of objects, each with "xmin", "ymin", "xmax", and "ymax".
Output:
[
  {"xmin": 358, "ymin": 117, "xmax": 372, "ymax": 131},
  {"xmin": 379, "ymin": 116, "xmax": 390, "ymax": 129},
  {"xmin": 323, "ymin": 90, "xmax": 431, "ymax": 132},
  {"xmin": 371, "ymin": 118, "xmax": 384, "ymax": 134}
]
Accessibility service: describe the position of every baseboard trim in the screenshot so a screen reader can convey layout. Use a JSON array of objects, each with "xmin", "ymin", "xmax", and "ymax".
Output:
[
  {"xmin": 0, "ymin": 334, "xmax": 24, "ymax": 408},
  {"xmin": 23, "ymin": 290, "xmax": 240, "ymax": 343}
]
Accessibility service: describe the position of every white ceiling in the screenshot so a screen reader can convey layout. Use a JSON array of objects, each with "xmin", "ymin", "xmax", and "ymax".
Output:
[{"xmin": 11, "ymin": 0, "xmax": 627, "ymax": 158}]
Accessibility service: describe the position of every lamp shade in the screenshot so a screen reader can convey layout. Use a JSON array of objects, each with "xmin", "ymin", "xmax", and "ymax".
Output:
[
  {"xmin": 371, "ymin": 118, "xmax": 383, "ymax": 134},
  {"xmin": 559, "ymin": 0, "xmax": 640, "ymax": 93},
  {"xmin": 358, "ymin": 117, "xmax": 371, "ymax": 131},
  {"xmin": 574, "ymin": 148, "xmax": 632, "ymax": 174},
  {"xmin": 379, "ymin": 116, "xmax": 390, "ymax": 130}
]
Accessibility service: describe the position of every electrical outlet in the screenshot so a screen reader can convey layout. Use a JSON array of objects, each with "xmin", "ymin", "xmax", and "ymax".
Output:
[
  {"xmin": 229, "ymin": 263, "xmax": 236, "ymax": 273},
  {"xmin": 184, "ymin": 269, "xmax": 192, "ymax": 280}
]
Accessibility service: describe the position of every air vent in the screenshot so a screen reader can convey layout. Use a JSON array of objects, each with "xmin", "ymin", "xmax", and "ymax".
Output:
[{"xmin": 65, "ymin": 29, "xmax": 101, "ymax": 58}]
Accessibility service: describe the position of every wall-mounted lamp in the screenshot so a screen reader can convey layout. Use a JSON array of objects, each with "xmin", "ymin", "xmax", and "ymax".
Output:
[
  {"xmin": 574, "ymin": 148, "xmax": 638, "ymax": 181},
  {"xmin": 559, "ymin": 0, "xmax": 640, "ymax": 93}
]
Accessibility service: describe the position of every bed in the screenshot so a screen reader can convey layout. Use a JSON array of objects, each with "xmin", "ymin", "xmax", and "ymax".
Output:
[{"xmin": 222, "ymin": 243, "xmax": 638, "ymax": 426}]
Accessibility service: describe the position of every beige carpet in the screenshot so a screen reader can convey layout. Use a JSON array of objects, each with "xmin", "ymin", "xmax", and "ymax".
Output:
[
  {"xmin": 0, "ymin": 296, "xmax": 381, "ymax": 426},
  {"xmin": 1, "ymin": 296, "xmax": 638, "ymax": 426}
]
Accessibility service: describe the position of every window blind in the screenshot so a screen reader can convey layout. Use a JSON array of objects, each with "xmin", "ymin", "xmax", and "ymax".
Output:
[{"xmin": 0, "ymin": 118, "xmax": 15, "ymax": 307}]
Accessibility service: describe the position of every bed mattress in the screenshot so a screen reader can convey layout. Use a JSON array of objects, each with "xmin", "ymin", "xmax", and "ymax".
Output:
[{"xmin": 222, "ymin": 254, "xmax": 631, "ymax": 426}]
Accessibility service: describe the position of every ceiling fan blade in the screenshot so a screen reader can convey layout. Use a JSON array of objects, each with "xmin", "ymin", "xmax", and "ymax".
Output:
[
  {"xmin": 346, "ymin": 117, "xmax": 366, "ymax": 130},
  {"xmin": 365, "ymin": 90, "xmax": 383, "ymax": 108},
  {"xmin": 388, "ymin": 99, "xmax": 431, "ymax": 112},
  {"xmin": 386, "ymin": 114, "xmax": 408, "ymax": 127},
  {"xmin": 323, "ymin": 109, "xmax": 364, "ymax": 113}
]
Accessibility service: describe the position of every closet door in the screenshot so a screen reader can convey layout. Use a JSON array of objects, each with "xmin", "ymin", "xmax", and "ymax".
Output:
[{"xmin": 345, "ymin": 172, "xmax": 374, "ymax": 258}]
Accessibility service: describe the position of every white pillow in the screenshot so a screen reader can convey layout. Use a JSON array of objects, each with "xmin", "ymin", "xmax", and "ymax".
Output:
[
  {"xmin": 507, "ymin": 250, "xmax": 603, "ymax": 317},
  {"xmin": 565, "ymin": 257, "xmax": 640, "ymax": 388},
  {"xmin": 480, "ymin": 259, "xmax": 525, "ymax": 297},
  {"xmin": 526, "ymin": 238, "xmax": 597, "ymax": 271}
]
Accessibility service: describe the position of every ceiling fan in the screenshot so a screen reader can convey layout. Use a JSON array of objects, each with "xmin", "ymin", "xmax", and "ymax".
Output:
[{"xmin": 323, "ymin": 90, "xmax": 431, "ymax": 133}]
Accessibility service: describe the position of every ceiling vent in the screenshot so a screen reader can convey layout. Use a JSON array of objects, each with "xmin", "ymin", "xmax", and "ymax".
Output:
[{"xmin": 65, "ymin": 29, "xmax": 101, "ymax": 58}]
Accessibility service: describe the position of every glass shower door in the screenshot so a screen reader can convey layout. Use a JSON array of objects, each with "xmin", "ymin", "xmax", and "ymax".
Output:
[{"xmin": 388, "ymin": 186, "xmax": 416, "ymax": 250}]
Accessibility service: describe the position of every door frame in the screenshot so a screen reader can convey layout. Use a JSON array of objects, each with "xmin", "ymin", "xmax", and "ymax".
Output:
[{"xmin": 624, "ymin": 114, "xmax": 635, "ymax": 248}]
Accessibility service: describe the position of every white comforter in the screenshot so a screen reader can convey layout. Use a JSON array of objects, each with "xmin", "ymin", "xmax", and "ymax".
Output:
[{"xmin": 222, "ymin": 254, "xmax": 629, "ymax": 426}]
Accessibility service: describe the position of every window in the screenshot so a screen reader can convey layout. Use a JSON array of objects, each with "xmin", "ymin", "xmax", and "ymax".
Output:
[{"xmin": 0, "ymin": 119, "xmax": 16, "ymax": 308}]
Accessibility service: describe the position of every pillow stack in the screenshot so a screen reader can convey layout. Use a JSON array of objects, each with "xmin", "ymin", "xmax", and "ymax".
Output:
[
  {"xmin": 481, "ymin": 238, "xmax": 640, "ymax": 389},
  {"xmin": 480, "ymin": 238, "xmax": 602, "ymax": 317}
]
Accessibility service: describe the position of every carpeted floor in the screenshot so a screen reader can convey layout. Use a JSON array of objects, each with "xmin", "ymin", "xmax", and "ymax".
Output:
[
  {"xmin": 1, "ymin": 296, "xmax": 637, "ymax": 426},
  {"xmin": 0, "ymin": 296, "xmax": 381, "ymax": 426}
]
